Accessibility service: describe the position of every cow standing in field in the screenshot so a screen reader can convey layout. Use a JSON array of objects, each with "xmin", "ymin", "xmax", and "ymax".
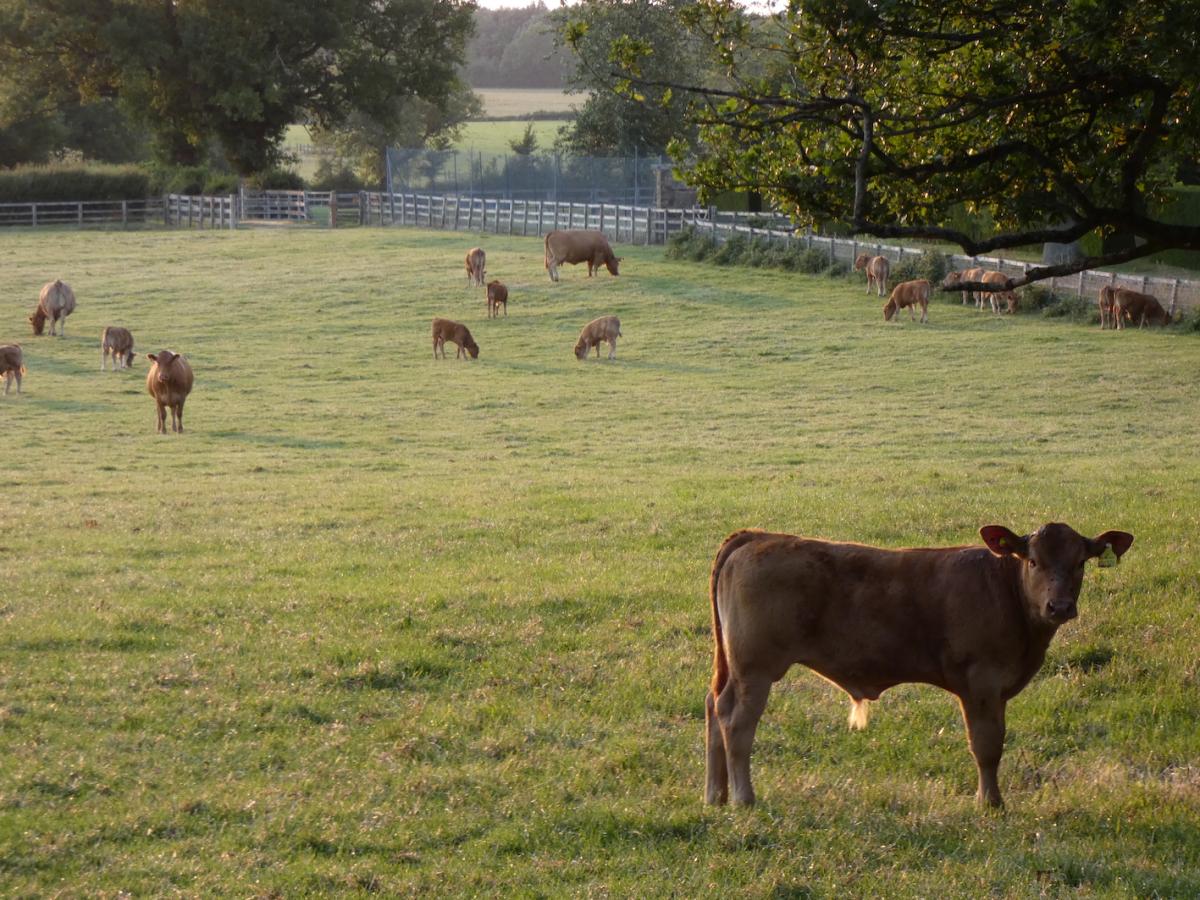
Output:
[
  {"xmin": 979, "ymin": 271, "xmax": 1017, "ymax": 315},
  {"xmin": 1098, "ymin": 285, "xmax": 1117, "ymax": 329},
  {"xmin": 942, "ymin": 268, "xmax": 986, "ymax": 307},
  {"xmin": 544, "ymin": 230, "xmax": 621, "ymax": 282},
  {"xmin": 146, "ymin": 350, "xmax": 194, "ymax": 434},
  {"xmin": 883, "ymin": 279, "xmax": 930, "ymax": 323},
  {"xmin": 465, "ymin": 248, "xmax": 486, "ymax": 288},
  {"xmin": 100, "ymin": 326, "xmax": 136, "ymax": 370},
  {"xmin": 853, "ymin": 253, "xmax": 890, "ymax": 297},
  {"xmin": 574, "ymin": 315, "xmax": 622, "ymax": 360},
  {"xmin": 29, "ymin": 279, "xmax": 77, "ymax": 337},
  {"xmin": 1113, "ymin": 288, "xmax": 1174, "ymax": 329},
  {"xmin": 704, "ymin": 523, "xmax": 1134, "ymax": 809},
  {"xmin": 486, "ymin": 281, "xmax": 508, "ymax": 318},
  {"xmin": 432, "ymin": 317, "xmax": 479, "ymax": 359},
  {"xmin": 0, "ymin": 344, "xmax": 25, "ymax": 395}
]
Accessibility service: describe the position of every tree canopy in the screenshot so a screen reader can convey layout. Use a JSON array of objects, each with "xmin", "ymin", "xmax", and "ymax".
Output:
[
  {"xmin": 0, "ymin": 0, "xmax": 476, "ymax": 174},
  {"xmin": 595, "ymin": 0, "xmax": 1200, "ymax": 285}
]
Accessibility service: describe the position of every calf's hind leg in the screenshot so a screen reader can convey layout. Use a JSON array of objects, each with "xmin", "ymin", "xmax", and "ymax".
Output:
[
  {"xmin": 717, "ymin": 673, "xmax": 773, "ymax": 806},
  {"xmin": 704, "ymin": 690, "xmax": 729, "ymax": 804}
]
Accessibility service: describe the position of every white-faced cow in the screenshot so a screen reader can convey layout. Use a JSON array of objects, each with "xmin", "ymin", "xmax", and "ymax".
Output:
[
  {"xmin": 703, "ymin": 523, "xmax": 1134, "ymax": 809},
  {"xmin": 146, "ymin": 350, "xmax": 194, "ymax": 434},
  {"xmin": 100, "ymin": 326, "xmax": 136, "ymax": 370},
  {"xmin": 29, "ymin": 279, "xmax": 76, "ymax": 337},
  {"xmin": 545, "ymin": 230, "xmax": 621, "ymax": 282}
]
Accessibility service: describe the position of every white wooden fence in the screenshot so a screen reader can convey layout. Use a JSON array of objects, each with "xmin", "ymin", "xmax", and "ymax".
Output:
[
  {"xmin": 0, "ymin": 198, "xmax": 167, "ymax": 228},
  {"xmin": 164, "ymin": 194, "xmax": 237, "ymax": 229}
]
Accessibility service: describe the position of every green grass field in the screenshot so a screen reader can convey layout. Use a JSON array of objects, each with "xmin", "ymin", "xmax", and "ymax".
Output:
[
  {"xmin": 473, "ymin": 88, "xmax": 578, "ymax": 119},
  {"xmin": 2, "ymin": 227, "xmax": 1198, "ymax": 896}
]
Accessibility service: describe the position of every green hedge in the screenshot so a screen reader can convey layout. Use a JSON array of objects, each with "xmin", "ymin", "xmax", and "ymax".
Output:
[{"xmin": 0, "ymin": 165, "xmax": 154, "ymax": 203}]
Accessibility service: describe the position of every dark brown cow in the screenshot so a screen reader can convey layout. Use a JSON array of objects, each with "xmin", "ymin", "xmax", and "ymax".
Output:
[
  {"xmin": 1113, "ymin": 288, "xmax": 1174, "ymax": 329},
  {"xmin": 486, "ymin": 280, "xmax": 508, "ymax": 318},
  {"xmin": 100, "ymin": 326, "xmax": 136, "ymax": 370},
  {"xmin": 544, "ymin": 230, "xmax": 621, "ymax": 282},
  {"xmin": 883, "ymin": 279, "xmax": 930, "ymax": 323},
  {"xmin": 146, "ymin": 350, "xmax": 194, "ymax": 434},
  {"xmin": 853, "ymin": 253, "xmax": 890, "ymax": 297},
  {"xmin": 431, "ymin": 317, "xmax": 479, "ymax": 359},
  {"xmin": 704, "ymin": 523, "xmax": 1134, "ymax": 808},
  {"xmin": 573, "ymin": 315, "xmax": 622, "ymax": 360},
  {"xmin": 0, "ymin": 344, "xmax": 25, "ymax": 395},
  {"xmin": 29, "ymin": 279, "xmax": 77, "ymax": 336},
  {"xmin": 465, "ymin": 248, "xmax": 486, "ymax": 288}
]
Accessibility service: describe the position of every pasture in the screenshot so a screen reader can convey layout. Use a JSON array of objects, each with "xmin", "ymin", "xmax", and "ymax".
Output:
[{"xmin": 1, "ymin": 227, "xmax": 1198, "ymax": 896}]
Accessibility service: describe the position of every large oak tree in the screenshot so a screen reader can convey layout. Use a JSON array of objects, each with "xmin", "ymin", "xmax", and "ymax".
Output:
[
  {"xmin": 596, "ymin": 0, "xmax": 1200, "ymax": 286},
  {"xmin": 0, "ymin": 0, "xmax": 476, "ymax": 174}
]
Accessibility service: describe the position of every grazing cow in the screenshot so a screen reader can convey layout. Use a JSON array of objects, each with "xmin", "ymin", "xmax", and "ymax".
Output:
[
  {"xmin": 979, "ymin": 271, "xmax": 1017, "ymax": 315},
  {"xmin": 853, "ymin": 253, "xmax": 890, "ymax": 297},
  {"xmin": 0, "ymin": 344, "xmax": 25, "ymax": 395},
  {"xmin": 883, "ymin": 279, "xmax": 930, "ymax": 323},
  {"xmin": 29, "ymin": 279, "xmax": 77, "ymax": 336},
  {"xmin": 486, "ymin": 281, "xmax": 508, "ymax": 318},
  {"xmin": 574, "ymin": 315, "xmax": 622, "ymax": 360},
  {"xmin": 146, "ymin": 350, "xmax": 194, "ymax": 434},
  {"xmin": 544, "ymin": 230, "xmax": 621, "ymax": 282},
  {"xmin": 465, "ymin": 247, "xmax": 486, "ymax": 288},
  {"xmin": 432, "ymin": 317, "xmax": 479, "ymax": 359},
  {"xmin": 704, "ymin": 523, "xmax": 1134, "ymax": 809},
  {"xmin": 100, "ymin": 326, "xmax": 136, "ymax": 370},
  {"xmin": 942, "ymin": 267, "xmax": 986, "ymax": 307},
  {"xmin": 1113, "ymin": 288, "xmax": 1174, "ymax": 329}
]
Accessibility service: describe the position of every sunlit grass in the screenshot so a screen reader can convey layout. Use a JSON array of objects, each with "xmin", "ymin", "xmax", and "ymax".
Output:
[{"xmin": 1, "ymin": 227, "xmax": 1198, "ymax": 896}]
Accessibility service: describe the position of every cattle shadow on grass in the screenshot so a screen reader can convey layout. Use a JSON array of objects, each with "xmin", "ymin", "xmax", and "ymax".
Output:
[{"xmin": 208, "ymin": 429, "xmax": 348, "ymax": 451}]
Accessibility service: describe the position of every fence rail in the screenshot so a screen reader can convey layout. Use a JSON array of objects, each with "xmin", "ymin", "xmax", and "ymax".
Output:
[
  {"xmin": 4, "ymin": 190, "xmax": 1197, "ymax": 311},
  {"xmin": 0, "ymin": 198, "xmax": 166, "ymax": 228}
]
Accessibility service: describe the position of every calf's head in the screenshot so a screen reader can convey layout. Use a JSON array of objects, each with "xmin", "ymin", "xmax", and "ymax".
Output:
[
  {"xmin": 981, "ymin": 523, "xmax": 1134, "ymax": 626},
  {"xmin": 604, "ymin": 255, "xmax": 622, "ymax": 276},
  {"xmin": 574, "ymin": 339, "xmax": 589, "ymax": 360},
  {"xmin": 854, "ymin": 253, "xmax": 870, "ymax": 271},
  {"xmin": 147, "ymin": 350, "xmax": 180, "ymax": 381},
  {"xmin": 463, "ymin": 337, "xmax": 479, "ymax": 359},
  {"xmin": 29, "ymin": 308, "xmax": 47, "ymax": 335},
  {"xmin": 882, "ymin": 298, "xmax": 898, "ymax": 321}
]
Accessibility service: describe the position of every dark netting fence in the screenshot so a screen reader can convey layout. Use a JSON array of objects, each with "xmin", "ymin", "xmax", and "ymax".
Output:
[{"xmin": 385, "ymin": 148, "xmax": 666, "ymax": 204}]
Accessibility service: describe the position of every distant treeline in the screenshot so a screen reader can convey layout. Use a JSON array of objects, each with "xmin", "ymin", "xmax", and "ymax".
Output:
[{"xmin": 466, "ymin": 4, "xmax": 572, "ymax": 89}]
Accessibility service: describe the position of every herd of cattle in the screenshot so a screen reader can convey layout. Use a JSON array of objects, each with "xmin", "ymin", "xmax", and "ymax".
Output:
[{"xmin": 854, "ymin": 252, "xmax": 1180, "ymax": 327}]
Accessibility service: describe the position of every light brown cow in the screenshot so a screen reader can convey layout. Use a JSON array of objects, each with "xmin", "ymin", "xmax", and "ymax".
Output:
[
  {"xmin": 100, "ymin": 326, "xmax": 136, "ymax": 371},
  {"xmin": 29, "ymin": 279, "xmax": 77, "ymax": 336},
  {"xmin": 1113, "ymin": 288, "xmax": 1174, "ymax": 329},
  {"xmin": 853, "ymin": 253, "xmax": 890, "ymax": 297},
  {"xmin": 465, "ymin": 248, "xmax": 486, "ymax": 288},
  {"xmin": 942, "ymin": 267, "xmax": 986, "ymax": 307},
  {"xmin": 432, "ymin": 317, "xmax": 479, "ymax": 359},
  {"xmin": 573, "ymin": 315, "xmax": 622, "ymax": 360},
  {"xmin": 486, "ymin": 281, "xmax": 508, "ymax": 318},
  {"xmin": 979, "ymin": 271, "xmax": 1017, "ymax": 315},
  {"xmin": 0, "ymin": 344, "xmax": 25, "ymax": 395},
  {"xmin": 883, "ymin": 279, "xmax": 930, "ymax": 323},
  {"xmin": 146, "ymin": 350, "xmax": 194, "ymax": 434},
  {"xmin": 704, "ymin": 523, "xmax": 1134, "ymax": 809},
  {"xmin": 545, "ymin": 230, "xmax": 621, "ymax": 282}
]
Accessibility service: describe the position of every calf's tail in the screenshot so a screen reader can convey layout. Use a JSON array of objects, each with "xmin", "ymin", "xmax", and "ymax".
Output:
[{"xmin": 708, "ymin": 530, "xmax": 761, "ymax": 699}]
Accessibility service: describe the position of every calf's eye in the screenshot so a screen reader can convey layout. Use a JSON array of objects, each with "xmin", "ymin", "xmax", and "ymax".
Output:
[{"xmin": 1028, "ymin": 559, "xmax": 1037, "ymax": 569}]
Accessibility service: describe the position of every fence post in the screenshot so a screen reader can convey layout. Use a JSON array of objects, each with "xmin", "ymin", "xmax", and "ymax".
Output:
[
  {"xmin": 537, "ymin": 200, "xmax": 544, "ymax": 235},
  {"xmin": 645, "ymin": 206, "xmax": 652, "ymax": 246},
  {"xmin": 467, "ymin": 196, "xmax": 474, "ymax": 231},
  {"xmin": 330, "ymin": 192, "xmax": 338, "ymax": 228},
  {"xmin": 121, "ymin": 200, "xmax": 128, "ymax": 229},
  {"xmin": 77, "ymin": 202, "xmax": 83, "ymax": 225}
]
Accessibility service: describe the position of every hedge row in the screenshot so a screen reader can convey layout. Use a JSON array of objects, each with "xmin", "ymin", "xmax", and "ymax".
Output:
[{"xmin": 0, "ymin": 164, "xmax": 308, "ymax": 203}]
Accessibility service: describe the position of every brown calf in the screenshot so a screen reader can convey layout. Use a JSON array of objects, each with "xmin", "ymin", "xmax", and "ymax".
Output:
[
  {"xmin": 146, "ymin": 350, "xmax": 194, "ymax": 434},
  {"xmin": 1098, "ymin": 285, "xmax": 1117, "ymax": 329},
  {"xmin": 853, "ymin": 253, "xmax": 890, "ymax": 297},
  {"xmin": 1113, "ymin": 288, "xmax": 1173, "ymax": 329},
  {"xmin": 942, "ymin": 267, "xmax": 986, "ymax": 307},
  {"xmin": 100, "ymin": 326, "xmax": 136, "ymax": 370},
  {"xmin": 465, "ymin": 247, "xmax": 486, "ymax": 288},
  {"xmin": 704, "ymin": 523, "xmax": 1134, "ymax": 809},
  {"xmin": 883, "ymin": 279, "xmax": 930, "ymax": 323},
  {"xmin": 432, "ymin": 317, "xmax": 479, "ymax": 359},
  {"xmin": 29, "ymin": 279, "xmax": 77, "ymax": 337},
  {"xmin": 0, "ymin": 344, "xmax": 25, "ymax": 395},
  {"xmin": 486, "ymin": 281, "xmax": 508, "ymax": 318},
  {"xmin": 573, "ymin": 315, "xmax": 622, "ymax": 360}
]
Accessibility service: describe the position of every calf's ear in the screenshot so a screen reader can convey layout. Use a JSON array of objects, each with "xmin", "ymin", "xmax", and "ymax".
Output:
[
  {"xmin": 980, "ymin": 525, "xmax": 1028, "ymax": 557},
  {"xmin": 1088, "ymin": 531, "xmax": 1134, "ymax": 559},
  {"xmin": 147, "ymin": 353, "xmax": 158, "ymax": 362}
]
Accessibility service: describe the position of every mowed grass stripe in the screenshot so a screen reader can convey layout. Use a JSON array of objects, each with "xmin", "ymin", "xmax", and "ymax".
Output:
[{"xmin": 1, "ymin": 227, "xmax": 1197, "ymax": 896}]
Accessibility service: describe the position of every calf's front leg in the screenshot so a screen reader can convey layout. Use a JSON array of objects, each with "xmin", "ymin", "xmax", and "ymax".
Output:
[{"xmin": 959, "ymin": 692, "xmax": 1007, "ymax": 808}]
